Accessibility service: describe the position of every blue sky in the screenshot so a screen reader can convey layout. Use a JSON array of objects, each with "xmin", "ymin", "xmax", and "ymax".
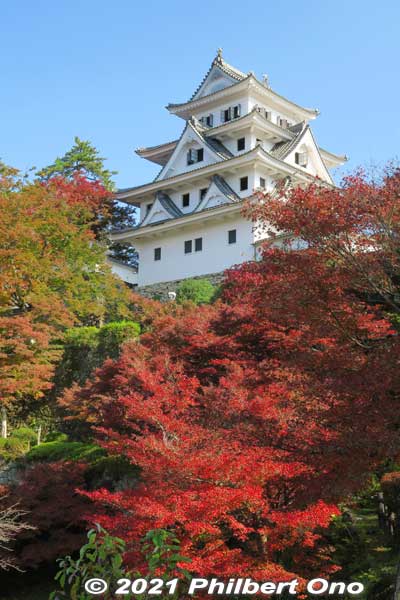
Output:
[{"xmin": 1, "ymin": 0, "xmax": 399, "ymax": 188}]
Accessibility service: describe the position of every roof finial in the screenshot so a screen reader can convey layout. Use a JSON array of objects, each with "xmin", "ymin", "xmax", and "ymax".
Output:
[
  {"xmin": 262, "ymin": 74, "xmax": 270, "ymax": 88},
  {"xmin": 216, "ymin": 47, "xmax": 223, "ymax": 62}
]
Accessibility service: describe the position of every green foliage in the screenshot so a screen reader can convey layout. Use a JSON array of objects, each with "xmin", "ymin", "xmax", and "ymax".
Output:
[
  {"xmin": 50, "ymin": 527, "xmax": 191, "ymax": 600},
  {"xmin": 176, "ymin": 278, "xmax": 216, "ymax": 305},
  {"xmin": 142, "ymin": 529, "xmax": 191, "ymax": 596},
  {"xmin": 55, "ymin": 320, "xmax": 140, "ymax": 391},
  {"xmin": 98, "ymin": 321, "xmax": 140, "ymax": 357},
  {"xmin": 85, "ymin": 455, "xmax": 140, "ymax": 490},
  {"xmin": 1, "ymin": 437, "xmax": 29, "ymax": 460},
  {"xmin": 37, "ymin": 137, "xmax": 117, "ymax": 192},
  {"xmin": 326, "ymin": 489, "xmax": 398, "ymax": 599},
  {"xmin": 25, "ymin": 441, "xmax": 105, "ymax": 463},
  {"xmin": 12, "ymin": 427, "xmax": 38, "ymax": 445},
  {"xmin": 0, "ymin": 427, "xmax": 39, "ymax": 461},
  {"xmin": 50, "ymin": 524, "xmax": 127, "ymax": 600},
  {"xmin": 44, "ymin": 431, "xmax": 69, "ymax": 443},
  {"xmin": 36, "ymin": 137, "xmax": 137, "ymax": 265}
]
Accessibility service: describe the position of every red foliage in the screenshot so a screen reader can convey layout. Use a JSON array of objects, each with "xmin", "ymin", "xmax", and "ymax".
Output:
[
  {"xmin": 63, "ymin": 169, "xmax": 400, "ymax": 581},
  {"xmin": 0, "ymin": 462, "xmax": 91, "ymax": 568},
  {"xmin": 45, "ymin": 172, "xmax": 112, "ymax": 228}
]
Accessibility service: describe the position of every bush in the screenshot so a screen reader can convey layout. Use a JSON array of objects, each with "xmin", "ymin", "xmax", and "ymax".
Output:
[
  {"xmin": 97, "ymin": 320, "xmax": 140, "ymax": 359},
  {"xmin": 12, "ymin": 427, "xmax": 38, "ymax": 446},
  {"xmin": 44, "ymin": 431, "xmax": 69, "ymax": 443},
  {"xmin": 0, "ymin": 461, "xmax": 91, "ymax": 569},
  {"xmin": 85, "ymin": 455, "xmax": 140, "ymax": 490},
  {"xmin": 2, "ymin": 437, "xmax": 29, "ymax": 459},
  {"xmin": 25, "ymin": 441, "xmax": 105, "ymax": 463},
  {"xmin": 176, "ymin": 278, "xmax": 216, "ymax": 305},
  {"xmin": 55, "ymin": 320, "xmax": 141, "ymax": 391}
]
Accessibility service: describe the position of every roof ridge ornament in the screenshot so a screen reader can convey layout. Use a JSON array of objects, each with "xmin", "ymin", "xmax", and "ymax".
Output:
[
  {"xmin": 216, "ymin": 47, "xmax": 223, "ymax": 63},
  {"xmin": 262, "ymin": 74, "xmax": 270, "ymax": 88}
]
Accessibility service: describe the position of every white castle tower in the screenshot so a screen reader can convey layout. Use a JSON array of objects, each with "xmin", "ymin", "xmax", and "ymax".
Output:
[{"xmin": 112, "ymin": 50, "xmax": 346, "ymax": 292}]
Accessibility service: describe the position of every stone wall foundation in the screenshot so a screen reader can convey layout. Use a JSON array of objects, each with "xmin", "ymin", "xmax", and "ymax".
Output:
[{"xmin": 136, "ymin": 272, "xmax": 225, "ymax": 301}]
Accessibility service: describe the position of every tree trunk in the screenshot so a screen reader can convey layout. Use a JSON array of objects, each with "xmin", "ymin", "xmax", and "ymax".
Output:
[
  {"xmin": 37, "ymin": 424, "xmax": 42, "ymax": 446},
  {"xmin": 1, "ymin": 407, "xmax": 7, "ymax": 439}
]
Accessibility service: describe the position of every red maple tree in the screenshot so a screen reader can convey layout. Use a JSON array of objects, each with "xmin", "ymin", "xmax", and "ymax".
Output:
[{"xmin": 63, "ymin": 167, "xmax": 400, "ymax": 583}]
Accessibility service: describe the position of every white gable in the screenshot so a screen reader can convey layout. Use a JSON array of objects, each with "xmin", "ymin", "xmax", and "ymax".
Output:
[
  {"xmin": 155, "ymin": 122, "xmax": 224, "ymax": 182},
  {"xmin": 195, "ymin": 179, "xmax": 236, "ymax": 213},
  {"xmin": 195, "ymin": 65, "xmax": 239, "ymax": 99},
  {"xmin": 147, "ymin": 209, "xmax": 170, "ymax": 224},
  {"xmin": 286, "ymin": 128, "xmax": 333, "ymax": 184},
  {"xmin": 141, "ymin": 195, "xmax": 177, "ymax": 226}
]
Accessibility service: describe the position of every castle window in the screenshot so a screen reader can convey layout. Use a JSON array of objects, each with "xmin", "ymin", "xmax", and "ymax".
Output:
[
  {"xmin": 199, "ymin": 114, "xmax": 213, "ymax": 127},
  {"xmin": 240, "ymin": 176, "xmax": 248, "ymax": 191},
  {"xmin": 237, "ymin": 137, "xmax": 245, "ymax": 151},
  {"xmin": 228, "ymin": 229, "xmax": 237, "ymax": 244},
  {"xmin": 182, "ymin": 193, "xmax": 190, "ymax": 207},
  {"xmin": 200, "ymin": 188, "xmax": 207, "ymax": 200},
  {"xmin": 195, "ymin": 237, "xmax": 203, "ymax": 252},
  {"xmin": 259, "ymin": 177, "xmax": 266, "ymax": 188},
  {"xmin": 154, "ymin": 247, "xmax": 161, "ymax": 261},
  {"xmin": 184, "ymin": 240, "xmax": 192, "ymax": 254},
  {"xmin": 187, "ymin": 148, "xmax": 204, "ymax": 165},
  {"xmin": 146, "ymin": 203, "xmax": 153, "ymax": 214},
  {"xmin": 222, "ymin": 107, "xmax": 232, "ymax": 122},
  {"xmin": 233, "ymin": 104, "xmax": 241, "ymax": 119},
  {"xmin": 295, "ymin": 151, "xmax": 308, "ymax": 167}
]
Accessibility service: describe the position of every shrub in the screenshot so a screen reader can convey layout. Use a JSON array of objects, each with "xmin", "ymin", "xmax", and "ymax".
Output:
[
  {"xmin": 12, "ymin": 427, "xmax": 38, "ymax": 446},
  {"xmin": 85, "ymin": 455, "xmax": 140, "ymax": 490},
  {"xmin": 97, "ymin": 320, "xmax": 140, "ymax": 359},
  {"xmin": 25, "ymin": 441, "xmax": 105, "ymax": 463},
  {"xmin": 176, "ymin": 278, "xmax": 216, "ymax": 305},
  {"xmin": 50, "ymin": 525, "xmax": 126, "ymax": 600},
  {"xmin": 0, "ymin": 461, "xmax": 91, "ymax": 568},
  {"xmin": 2, "ymin": 437, "xmax": 29, "ymax": 460},
  {"xmin": 55, "ymin": 320, "xmax": 141, "ymax": 391},
  {"xmin": 44, "ymin": 431, "xmax": 69, "ymax": 443}
]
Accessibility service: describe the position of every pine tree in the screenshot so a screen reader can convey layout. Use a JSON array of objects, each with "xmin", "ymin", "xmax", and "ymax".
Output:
[{"xmin": 37, "ymin": 137, "xmax": 137, "ymax": 266}]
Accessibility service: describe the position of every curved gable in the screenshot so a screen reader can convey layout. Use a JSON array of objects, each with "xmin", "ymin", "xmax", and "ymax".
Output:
[
  {"xmin": 190, "ymin": 50, "xmax": 247, "ymax": 101},
  {"xmin": 155, "ymin": 121, "xmax": 228, "ymax": 182},
  {"xmin": 194, "ymin": 175, "xmax": 239, "ymax": 212},
  {"xmin": 141, "ymin": 192, "xmax": 182, "ymax": 226}
]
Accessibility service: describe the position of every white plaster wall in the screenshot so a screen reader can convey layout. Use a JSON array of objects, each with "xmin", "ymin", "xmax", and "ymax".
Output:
[
  {"xmin": 163, "ymin": 144, "xmax": 219, "ymax": 179},
  {"xmin": 137, "ymin": 170, "xmax": 255, "ymax": 222},
  {"xmin": 194, "ymin": 96, "xmax": 250, "ymax": 127},
  {"xmin": 168, "ymin": 189, "xmax": 203, "ymax": 213},
  {"xmin": 107, "ymin": 260, "xmax": 138, "ymax": 285},
  {"xmin": 135, "ymin": 215, "xmax": 254, "ymax": 286},
  {"xmin": 285, "ymin": 128, "xmax": 331, "ymax": 182},
  {"xmin": 248, "ymin": 96, "xmax": 297, "ymax": 127},
  {"xmin": 253, "ymin": 169, "xmax": 275, "ymax": 191},
  {"xmin": 220, "ymin": 135, "xmax": 250, "ymax": 155}
]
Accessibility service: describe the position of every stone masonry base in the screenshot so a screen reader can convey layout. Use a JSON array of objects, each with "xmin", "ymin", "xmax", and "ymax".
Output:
[{"xmin": 136, "ymin": 272, "xmax": 225, "ymax": 300}]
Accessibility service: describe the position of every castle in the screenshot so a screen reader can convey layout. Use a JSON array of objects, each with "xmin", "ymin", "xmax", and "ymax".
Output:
[{"xmin": 111, "ymin": 50, "xmax": 346, "ymax": 294}]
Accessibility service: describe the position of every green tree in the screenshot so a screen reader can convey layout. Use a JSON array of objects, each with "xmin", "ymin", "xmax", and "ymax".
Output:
[
  {"xmin": 37, "ymin": 137, "xmax": 117, "ymax": 191},
  {"xmin": 0, "ymin": 164, "xmax": 131, "ymax": 424},
  {"xmin": 176, "ymin": 278, "xmax": 217, "ymax": 305},
  {"xmin": 37, "ymin": 137, "xmax": 137, "ymax": 266}
]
